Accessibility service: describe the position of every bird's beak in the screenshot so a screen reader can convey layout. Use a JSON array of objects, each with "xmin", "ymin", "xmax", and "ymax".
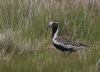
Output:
[
  {"xmin": 48, "ymin": 22, "xmax": 52, "ymax": 27},
  {"xmin": 48, "ymin": 24, "xmax": 51, "ymax": 27}
]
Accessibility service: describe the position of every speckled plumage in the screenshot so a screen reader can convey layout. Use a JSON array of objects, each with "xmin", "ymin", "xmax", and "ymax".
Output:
[{"xmin": 49, "ymin": 21, "xmax": 89, "ymax": 53}]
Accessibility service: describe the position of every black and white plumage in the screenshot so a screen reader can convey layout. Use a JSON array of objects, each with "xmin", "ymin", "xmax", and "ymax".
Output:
[{"xmin": 49, "ymin": 21, "xmax": 89, "ymax": 53}]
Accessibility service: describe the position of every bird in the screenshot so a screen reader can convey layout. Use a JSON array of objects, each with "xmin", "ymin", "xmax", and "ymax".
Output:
[{"xmin": 48, "ymin": 21, "xmax": 89, "ymax": 53}]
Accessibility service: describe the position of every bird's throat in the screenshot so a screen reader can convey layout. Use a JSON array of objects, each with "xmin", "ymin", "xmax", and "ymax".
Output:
[{"xmin": 52, "ymin": 27, "xmax": 59, "ymax": 40}]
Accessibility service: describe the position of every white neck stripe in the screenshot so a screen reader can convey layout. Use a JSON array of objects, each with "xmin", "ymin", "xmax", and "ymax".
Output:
[{"xmin": 52, "ymin": 27, "xmax": 59, "ymax": 41}]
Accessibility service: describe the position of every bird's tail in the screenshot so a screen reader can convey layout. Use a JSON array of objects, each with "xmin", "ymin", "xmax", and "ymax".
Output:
[
  {"xmin": 74, "ymin": 43, "xmax": 90, "ymax": 51},
  {"xmin": 79, "ymin": 43, "xmax": 90, "ymax": 47}
]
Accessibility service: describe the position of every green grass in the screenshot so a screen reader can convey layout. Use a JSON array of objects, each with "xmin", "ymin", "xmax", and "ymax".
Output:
[
  {"xmin": 0, "ymin": 0, "xmax": 100, "ymax": 72},
  {"xmin": 0, "ymin": 47, "xmax": 100, "ymax": 72}
]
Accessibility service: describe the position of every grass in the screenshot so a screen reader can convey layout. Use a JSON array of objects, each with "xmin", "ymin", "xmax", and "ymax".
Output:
[
  {"xmin": 0, "ymin": 0, "xmax": 100, "ymax": 72},
  {"xmin": 0, "ymin": 47, "xmax": 100, "ymax": 72}
]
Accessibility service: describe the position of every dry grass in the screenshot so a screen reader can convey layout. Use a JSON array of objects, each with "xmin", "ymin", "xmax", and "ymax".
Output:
[{"xmin": 0, "ymin": 0, "xmax": 100, "ymax": 72}]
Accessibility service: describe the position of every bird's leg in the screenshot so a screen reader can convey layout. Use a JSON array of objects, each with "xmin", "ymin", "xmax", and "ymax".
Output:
[
  {"xmin": 69, "ymin": 50, "xmax": 77, "ymax": 54},
  {"xmin": 63, "ymin": 51, "xmax": 70, "ymax": 55},
  {"xmin": 69, "ymin": 50, "xmax": 73, "ymax": 54},
  {"xmin": 63, "ymin": 51, "xmax": 66, "ymax": 55}
]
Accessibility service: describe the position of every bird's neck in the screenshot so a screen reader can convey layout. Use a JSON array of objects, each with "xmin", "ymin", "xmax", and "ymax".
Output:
[{"xmin": 52, "ymin": 27, "xmax": 59, "ymax": 40}]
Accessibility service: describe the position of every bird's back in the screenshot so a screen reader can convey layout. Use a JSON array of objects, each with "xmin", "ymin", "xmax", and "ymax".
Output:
[{"xmin": 52, "ymin": 36, "xmax": 89, "ymax": 52}]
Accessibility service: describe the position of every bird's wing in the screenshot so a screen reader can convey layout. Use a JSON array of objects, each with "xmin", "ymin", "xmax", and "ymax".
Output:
[
  {"xmin": 54, "ymin": 37, "xmax": 76, "ymax": 49},
  {"xmin": 54, "ymin": 37, "xmax": 88, "ymax": 50}
]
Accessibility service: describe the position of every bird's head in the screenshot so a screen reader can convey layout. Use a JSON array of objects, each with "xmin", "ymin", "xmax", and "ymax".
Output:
[
  {"xmin": 48, "ymin": 21, "xmax": 59, "ymax": 29},
  {"xmin": 48, "ymin": 21, "xmax": 59, "ymax": 38}
]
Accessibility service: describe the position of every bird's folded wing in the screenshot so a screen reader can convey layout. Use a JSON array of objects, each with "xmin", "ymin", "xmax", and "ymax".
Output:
[
  {"xmin": 62, "ymin": 44, "xmax": 76, "ymax": 49},
  {"xmin": 55, "ymin": 37, "xmax": 83, "ymax": 49},
  {"xmin": 54, "ymin": 37, "xmax": 88, "ymax": 50},
  {"xmin": 54, "ymin": 37, "xmax": 76, "ymax": 49}
]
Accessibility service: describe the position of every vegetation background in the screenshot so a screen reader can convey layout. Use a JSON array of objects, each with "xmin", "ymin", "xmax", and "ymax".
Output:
[{"xmin": 0, "ymin": 0, "xmax": 100, "ymax": 72}]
